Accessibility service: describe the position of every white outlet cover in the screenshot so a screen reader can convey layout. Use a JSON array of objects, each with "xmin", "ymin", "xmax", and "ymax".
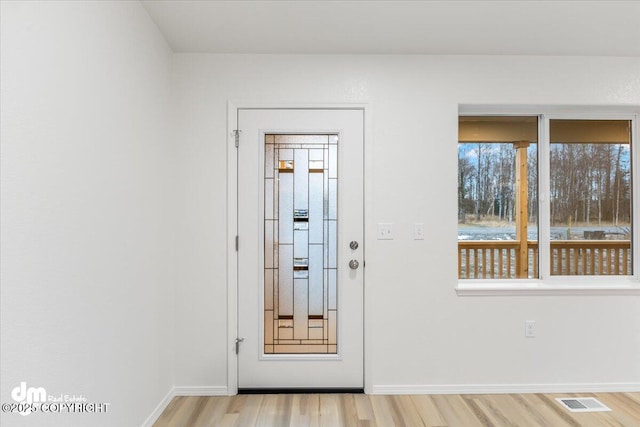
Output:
[
  {"xmin": 525, "ymin": 320, "xmax": 535, "ymax": 337},
  {"xmin": 414, "ymin": 223, "xmax": 425, "ymax": 240}
]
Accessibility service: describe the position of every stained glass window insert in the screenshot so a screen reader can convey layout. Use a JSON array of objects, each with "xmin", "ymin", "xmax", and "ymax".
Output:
[{"xmin": 264, "ymin": 134, "xmax": 338, "ymax": 354}]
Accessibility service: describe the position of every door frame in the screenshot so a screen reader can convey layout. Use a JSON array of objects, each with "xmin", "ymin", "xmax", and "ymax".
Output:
[{"xmin": 226, "ymin": 102, "xmax": 373, "ymax": 395}]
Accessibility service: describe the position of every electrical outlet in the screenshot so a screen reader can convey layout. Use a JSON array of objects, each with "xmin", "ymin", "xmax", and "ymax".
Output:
[
  {"xmin": 525, "ymin": 320, "xmax": 536, "ymax": 337},
  {"xmin": 377, "ymin": 223, "xmax": 394, "ymax": 240},
  {"xmin": 413, "ymin": 223, "xmax": 425, "ymax": 240}
]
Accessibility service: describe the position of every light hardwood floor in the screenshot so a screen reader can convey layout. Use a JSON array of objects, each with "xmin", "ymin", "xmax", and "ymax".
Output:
[{"xmin": 153, "ymin": 392, "xmax": 640, "ymax": 427}]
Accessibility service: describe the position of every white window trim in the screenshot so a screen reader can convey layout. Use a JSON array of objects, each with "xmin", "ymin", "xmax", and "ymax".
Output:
[{"xmin": 456, "ymin": 106, "xmax": 640, "ymax": 296}]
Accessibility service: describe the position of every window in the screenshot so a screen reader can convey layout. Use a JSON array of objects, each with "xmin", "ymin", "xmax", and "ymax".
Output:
[
  {"xmin": 549, "ymin": 120, "xmax": 632, "ymax": 276},
  {"xmin": 458, "ymin": 112, "xmax": 636, "ymax": 288},
  {"xmin": 458, "ymin": 116, "xmax": 539, "ymax": 279}
]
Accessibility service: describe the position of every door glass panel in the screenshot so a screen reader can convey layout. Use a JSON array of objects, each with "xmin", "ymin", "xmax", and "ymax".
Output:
[
  {"xmin": 264, "ymin": 134, "xmax": 338, "ymax": 354},
  {"xmin": 549, "ymin": 120, "xmax": 632, "ymax": 275}
]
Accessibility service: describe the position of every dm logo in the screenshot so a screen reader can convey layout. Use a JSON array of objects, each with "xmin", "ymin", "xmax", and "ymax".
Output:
[{"xmin": 11, "ymin": 382, "xmax": 47, "ymax": 416}]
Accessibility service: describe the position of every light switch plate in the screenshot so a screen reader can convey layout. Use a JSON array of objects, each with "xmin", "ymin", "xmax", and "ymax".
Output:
[
  {"xmin": 414, "ymin": 223, "xmax": 425, "ymax": 240},
  {"xmin": 377, "ymin": 223, "xmax": 394, "ymax": 240}
]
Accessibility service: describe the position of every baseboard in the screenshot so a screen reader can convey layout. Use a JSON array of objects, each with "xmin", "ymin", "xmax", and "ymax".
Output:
[
  {"xmin": 371, "ymin": 382, "xmax": 640, "ymax": 395},
  {"xmin": 173, "ymin": 386, "xmax": 229, "ymax": 396},
  {"xmin": 141, "ymin": 388, "xmax": 175, "ymax": 427},
  {"xmin": 140, "ymin": 386, "xmax": 229, "ymax": 427}
]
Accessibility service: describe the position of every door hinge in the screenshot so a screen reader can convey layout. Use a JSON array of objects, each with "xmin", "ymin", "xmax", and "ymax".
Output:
[
  {"xmin": 232, "ymin": 129, "xmax": 241, "ymax": 148},
  {"xmin": 235, "ymin": 235, "xmax": 239, "ymax": 251},
  {"xmin": 235, "ymin": 337, "xmax": 244, "ymax": 355}
]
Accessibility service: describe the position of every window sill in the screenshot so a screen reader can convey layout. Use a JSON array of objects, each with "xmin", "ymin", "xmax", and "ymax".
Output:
[{"xmin": 456, "ymin": 280, "xmax": 640, "ymax": 296}]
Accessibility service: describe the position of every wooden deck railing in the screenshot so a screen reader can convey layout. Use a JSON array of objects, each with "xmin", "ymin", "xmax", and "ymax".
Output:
[
  {"xmin": 458, "ymin": 240, "xmax": 631, "ymax": 279},
  {"xmin": 550, "ymin": 240, "xmax": 631, "ymax": 276}
]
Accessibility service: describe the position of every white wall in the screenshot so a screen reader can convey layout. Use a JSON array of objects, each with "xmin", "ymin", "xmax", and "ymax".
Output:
[
  {"xmin": 1, "ymin": 2, "xmax": 174, "ymax": 426},
  {"xmin": 172, "ymin": 54, "xmax": 640, "ymax": 391}
]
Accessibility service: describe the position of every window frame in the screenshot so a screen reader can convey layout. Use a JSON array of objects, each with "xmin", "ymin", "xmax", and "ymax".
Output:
[{"xmin": 456, "ymin": 107, "xmax": 640, "ymax": 296}]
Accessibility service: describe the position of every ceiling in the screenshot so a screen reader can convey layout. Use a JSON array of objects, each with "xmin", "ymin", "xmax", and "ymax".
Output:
[{"xmin": 141, "ymin": 1, "xmax": 640, "ymax": 56}]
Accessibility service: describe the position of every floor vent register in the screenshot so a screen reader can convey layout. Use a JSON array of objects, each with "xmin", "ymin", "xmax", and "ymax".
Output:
[{"xmin": 555, "ymin": 397, "xmax": 611, "ymax": 413}]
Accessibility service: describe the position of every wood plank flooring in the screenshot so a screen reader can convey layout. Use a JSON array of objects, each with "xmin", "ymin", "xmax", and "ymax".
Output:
[{"xmin": 153, "ymin": 392, "xmax": 640, "ymax": 427}]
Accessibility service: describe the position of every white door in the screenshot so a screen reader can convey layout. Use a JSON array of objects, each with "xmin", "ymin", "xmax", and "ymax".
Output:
[{"xmin": 237, "ymin": 108, "xmax": 364, "ymax": 389}]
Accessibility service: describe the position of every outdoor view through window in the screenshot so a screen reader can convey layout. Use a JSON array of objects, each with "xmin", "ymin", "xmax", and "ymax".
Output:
[
  {"xmin": 458, "ymin": 116, "xmax": 632, "ymax": 280},
  {"xmin": 458, "ymin": 116, "xmax": 539, "ymax": 279},
  {"xmin": 549, "ymin": 120, "xmax": 632, "ymax": 276}
]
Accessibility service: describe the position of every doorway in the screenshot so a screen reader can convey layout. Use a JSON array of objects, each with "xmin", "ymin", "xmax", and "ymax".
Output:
[{"xmin": 235, "ymin": 108, "xmax": 365, "ymax": 390}]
